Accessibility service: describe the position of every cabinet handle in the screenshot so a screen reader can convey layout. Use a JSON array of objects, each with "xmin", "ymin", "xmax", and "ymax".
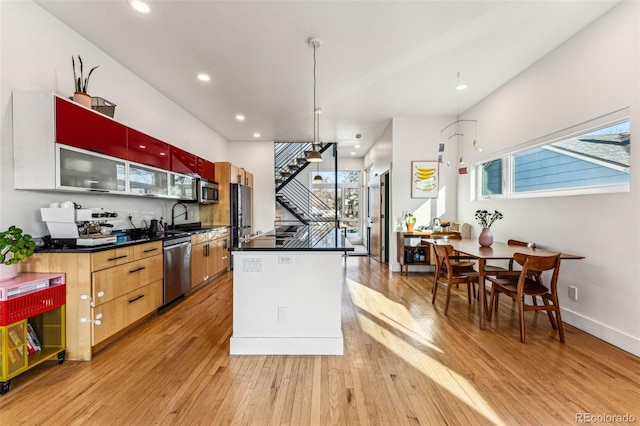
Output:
[
  {"xmin": 222, "ymin": 256, "xmax": 228, "ymax": 260},
  {"xmin": 129, "ymin": 294, "xmax": 145, "ymax": 303},
  {"xmin": 129, "ymin": 266, "xmax": 146, "ymax": 273},
  {"xmin": 206, "ymin": 245, "xmax": 210, "ymax": 256},
  {"xmin": 88, "ymin": 189, "xmax": 110, "ymax": 193},
  {"xmin": 143, "ymin": 248, "xmax": 159, "ymax": 253},
  {"xmin": 108, "ymin": 255, "xmax": 128, "ymax": 261}
]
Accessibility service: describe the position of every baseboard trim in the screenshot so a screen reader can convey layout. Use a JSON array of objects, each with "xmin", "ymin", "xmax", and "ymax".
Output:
[
  {"xmin": 230, "ymin": 336, "xmax": 344, "ymax": 355},
  {"xmin": 562, "ymin": 307, "xmax": 640, "ymax": 357}
]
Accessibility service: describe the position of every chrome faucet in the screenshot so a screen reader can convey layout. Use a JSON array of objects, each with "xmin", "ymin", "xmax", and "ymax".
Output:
[{"xmin": 171, "ymin": 202, "xmax": 189, "ymax": 229}]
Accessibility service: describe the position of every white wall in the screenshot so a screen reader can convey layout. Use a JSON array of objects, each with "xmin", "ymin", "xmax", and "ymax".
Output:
[
  {"xmin": 0, "ymin": 1, "xmax": 229, "ymax": 235},
  {"xmin": 229, "ymin": 141, "xmax": 275, "ymax": 233},
  {"xmin": 457, "ymin": 1, "xmax": 640, "ymax": 355},
  {"xmin": 364, "ymin": 121, "xmax": 393, "ymax": 177},
  {"xmin": 388, "ymin": 116, "xmax": 456, "ymax": 272}
]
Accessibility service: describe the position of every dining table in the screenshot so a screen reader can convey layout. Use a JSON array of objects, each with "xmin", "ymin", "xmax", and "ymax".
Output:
[{"xmin": 423, "ymin": 238, "xmax": 584, "ymax": 329}]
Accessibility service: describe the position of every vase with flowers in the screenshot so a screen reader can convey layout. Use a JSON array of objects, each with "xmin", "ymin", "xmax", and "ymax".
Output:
[{"xmin": 474, "ymin": 210, "xmax": 503, "ymax": 247}]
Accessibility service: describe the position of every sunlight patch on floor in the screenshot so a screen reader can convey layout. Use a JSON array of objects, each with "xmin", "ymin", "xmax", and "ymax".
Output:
[
  {"xmin": 347, "ymin": 278, "xmax": 506, "ymax": 426},
  {"xmin": 347, "ymin": 278, "xmax": 442, "ymax": 353}
]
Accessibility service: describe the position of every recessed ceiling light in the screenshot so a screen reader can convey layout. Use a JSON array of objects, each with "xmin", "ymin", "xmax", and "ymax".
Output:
[
  {"xmin": 235, "ymin": 114, "xmax": 245, "ymax": 121},
  {"xmin": 197, "ymin": 73, "xmax": 210, "ymax": 82},
  {"xmin": 130, "ymin": 0, "xmax": 150, "ymax": 14},
  {"xmin": 355, "ymin": 144, "xmax": 360, "ymax": 148},
  {"xmin": 253, "ymin": 132, "xmax": 261, "ymax": 138},
  {"xmin": 455, "ymin": 83, "xmax": 468, "ymax": 91},
  {"xmin": 351, "ymin": 152, "xmax": 356, "ymax": 155}
]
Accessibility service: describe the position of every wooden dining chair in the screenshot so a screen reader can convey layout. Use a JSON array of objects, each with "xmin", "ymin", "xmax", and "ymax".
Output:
[
  {"xmin": 431, "ymin": 244, "xmax": 479, "ymax": 315},
  {"xmin": 484, "ymin": 239, "xmax": 538, "ymax": 310},
  {"xmin": 484, "ymin": 239, "xmax": 536, "ymax": 277},
  {"xmin": 431, "ymin": 234, "xmax": 476, "ymax": 270},
  {"xmin": 486, "ymin": 252, "xmax": 564, "ymax": 343}
]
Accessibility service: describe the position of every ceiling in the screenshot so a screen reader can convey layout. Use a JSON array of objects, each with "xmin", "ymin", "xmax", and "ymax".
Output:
[{"xmin": 35, "ymin": 0, "xmax": 619, "ymax": 158}]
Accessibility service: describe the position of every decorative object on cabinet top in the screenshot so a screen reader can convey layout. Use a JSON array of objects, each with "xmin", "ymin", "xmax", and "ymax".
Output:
[{"xmin": 72, "ymin": 55, "xmax": 99, "ymax": 108}]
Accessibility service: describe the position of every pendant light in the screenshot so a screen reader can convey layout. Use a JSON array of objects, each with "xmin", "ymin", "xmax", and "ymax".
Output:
[
  {"xmin": 306, "ymin": 37, "xmax": 323, "ymax": 163},
  {"xmin": 313, "ymin": 167, "xmax": 323, "ymax": 183}
]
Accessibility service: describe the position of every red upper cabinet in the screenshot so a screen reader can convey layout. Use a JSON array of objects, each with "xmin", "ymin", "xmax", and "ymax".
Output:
[
  {"xmin": 127, "ymin": 128, "xmax": 170, "ymax": 170},
  {"xmin": 55, "ymin": 97, "xmax": 127, "ymax": 159},
  {"xmin": 196, "ymin": 158, "xmax": 215, "ymax": 181},
  {"xmin": 169, "ymin": 145, "xmax": 197, "ymax": 174}
]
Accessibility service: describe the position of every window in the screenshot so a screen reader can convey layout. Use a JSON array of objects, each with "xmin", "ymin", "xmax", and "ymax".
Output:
[
  {"xmin": 476, "ymin": 117, "xmax": 630, "ymax": 199},
  {"xmin": 481, "ymin": 159, "xmax": 503, "ymax": 197},
  {"xmin": 311, "ymin": 170, "xmax": 361, "ymax": 236}
]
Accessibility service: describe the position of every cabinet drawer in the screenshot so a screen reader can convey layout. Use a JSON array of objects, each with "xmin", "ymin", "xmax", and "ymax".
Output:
[
  {"xmin": 92, "ymin": 280, "xmax": 162, "ymax": 346},
  {"xmin": 191, "ymin": 230, "xmax": 216, "ymax": 245},
  {"xmin": 191, "ymin": 233, "xmax": 208, "ymax": 245},
  {"xmin": 92, "ymin": 247, "xmax": 135, "ymax": 272},
  {"xmin": 133, "ymin": 241, "xmax": 162, "ymax": 260},
  {"xmin": 92, "ymin": 255, "xmax": 163, "ymax": 306},
  {"xmin": 91, "ymin": 298, "xmax": 124, "ymax": 346},
  {"xmin": 124, "ymin": 280, "xmax": 162, "ymax": 325}
]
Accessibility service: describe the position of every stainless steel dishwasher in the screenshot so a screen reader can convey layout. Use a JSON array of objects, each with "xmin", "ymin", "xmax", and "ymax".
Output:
[{"xmin": 163, "ymin": 235, "xmax": 191, "ymax": 306}]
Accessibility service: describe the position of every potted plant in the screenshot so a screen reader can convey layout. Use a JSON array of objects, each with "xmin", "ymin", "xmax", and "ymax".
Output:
[
  {"xmin": 0, "ymin": 226, "xmax": 36, "ymax": 281},
  {"xmin": 403, "ymin": 213, "xmax": 417, "ymax": 232},
  {"xmin": 72, "ymin": 55, "xmax": 99, "ymax": 108}
]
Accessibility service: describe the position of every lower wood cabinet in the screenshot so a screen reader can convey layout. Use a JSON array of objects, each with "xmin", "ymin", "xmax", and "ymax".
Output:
[
  {"xmin": 92, "ymin": 281, "xmax": 162, "ymax": 346},
  {"xmin": 23, "ymin": 241, "xmax": 163, "ymax": 361},
  {"xmin": 191, "ymin": 229, "xmax": 229, "ymax": 289}
]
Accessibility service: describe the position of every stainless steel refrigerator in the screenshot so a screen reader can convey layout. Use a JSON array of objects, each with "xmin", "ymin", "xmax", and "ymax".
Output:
[{"xmin": 230, "ymin": 183, "xmax": 252, "ymax": 247}]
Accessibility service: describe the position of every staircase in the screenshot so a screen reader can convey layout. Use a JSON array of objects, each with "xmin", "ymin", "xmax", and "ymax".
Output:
[{"xmin": 274, "ymin": 142, "xmax": 336, "ymax": 227}]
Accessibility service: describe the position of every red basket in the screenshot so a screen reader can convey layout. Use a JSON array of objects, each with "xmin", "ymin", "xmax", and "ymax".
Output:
[{"xmin": 0, "ymin": 284, "xmax": 66, "ymax": 325}]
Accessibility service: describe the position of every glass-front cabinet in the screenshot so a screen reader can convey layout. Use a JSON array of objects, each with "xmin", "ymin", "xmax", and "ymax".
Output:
[
  {"xmin": 129, "ymin": 163, "xmax": 169, "ymax": 196},
  {"xmin": 56, "ymin": 144, "xmax": 196, "ymax": 200},
  {"xmin": 169, "ymin": 173, "xmax": 196, "ymax": 200},
  {"xmin": 57, "ymin": 145, "xmax": 126, "ymax": 192}
]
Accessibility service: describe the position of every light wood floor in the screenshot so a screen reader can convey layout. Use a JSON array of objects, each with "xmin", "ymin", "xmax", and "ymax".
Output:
[{"xmin": 1, "ymin": 257, "xmax": 639, "ymax": 425}]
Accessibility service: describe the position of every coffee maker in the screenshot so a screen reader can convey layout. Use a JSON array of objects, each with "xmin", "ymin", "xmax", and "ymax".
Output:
[{"xmin": 41, "ymin": 206, "xmax": 118, "ymax": 246}]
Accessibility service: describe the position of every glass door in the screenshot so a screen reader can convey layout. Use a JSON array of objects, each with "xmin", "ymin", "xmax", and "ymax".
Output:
[
  {"xmin": 128, "ymin": 163, "xmax": 168, "ymax": 196},
  {"xmin": 169, "ymin": 173, "xmax": 196, "ymax": 201},
  {"xmin": 57, "ymin": 145, "xmax": 126, "ymax": 192}
]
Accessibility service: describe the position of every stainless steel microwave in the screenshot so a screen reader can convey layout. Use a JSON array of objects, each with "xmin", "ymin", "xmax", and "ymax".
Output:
[{"xmin": 197, "ymin": 179, "xmax": 219, "ymax": 204}]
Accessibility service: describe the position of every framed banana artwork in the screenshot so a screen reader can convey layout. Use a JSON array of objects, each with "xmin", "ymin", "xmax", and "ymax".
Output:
[{"xmin": 411, "ymin": 161, "xmax": 439, "ymax": 198}]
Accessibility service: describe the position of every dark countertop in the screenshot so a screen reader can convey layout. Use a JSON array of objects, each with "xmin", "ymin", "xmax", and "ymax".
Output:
[
  {"xmin": 36, "ymin": 223, "xmax": 229, "ymax": 254},
  {"xmin": 232, "ymin": 226, "xmax": 354, "ymax": 252}
]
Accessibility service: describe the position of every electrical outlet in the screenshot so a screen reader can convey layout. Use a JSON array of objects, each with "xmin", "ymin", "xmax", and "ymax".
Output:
[
  {"xmin": 242, "ymin": 258, "xmax": 262, "ymax": 272},
  {"xmin": 568, "ymin": 285, "xmax": 578, "ymax": 301},
  {"xmin": 278, "ymin": 306, "xmax": 288, "ymax": 322}
]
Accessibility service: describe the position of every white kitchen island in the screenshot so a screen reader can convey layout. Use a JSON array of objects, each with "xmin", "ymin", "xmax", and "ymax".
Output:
[{"xmin": 230, "ymin": 227, "xmax": 350, "ymax": 355}]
